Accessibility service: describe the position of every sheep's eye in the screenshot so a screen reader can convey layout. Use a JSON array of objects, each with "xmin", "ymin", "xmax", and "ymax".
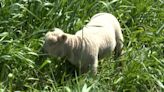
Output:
[
  {"xmin": 48, "ymin": 39, "xmax": 57, "ymax": 46},
  {"xmin": 50, "ymin": 42, "xmax": 56, "ymax": 46}
]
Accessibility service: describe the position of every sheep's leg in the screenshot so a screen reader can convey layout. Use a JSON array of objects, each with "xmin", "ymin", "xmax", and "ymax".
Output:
[{"xmin": 90, "ymin": 57, "xmax": 98, "ymax": 75}]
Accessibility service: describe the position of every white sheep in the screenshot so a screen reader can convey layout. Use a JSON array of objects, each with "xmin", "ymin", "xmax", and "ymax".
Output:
[{"xmin": 43, "ymin": 13, "xmax": 124, "ymax": 75}]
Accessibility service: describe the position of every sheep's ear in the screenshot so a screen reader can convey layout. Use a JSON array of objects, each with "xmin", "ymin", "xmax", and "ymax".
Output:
[{"xmin": 58, "ymin": 34, "xmax": 67, "ymax": 42}]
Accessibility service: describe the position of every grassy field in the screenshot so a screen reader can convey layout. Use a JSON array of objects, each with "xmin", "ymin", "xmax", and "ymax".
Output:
[{"xmin": 0, "ymin": 0, "xmax": 164, "ymax": 91}]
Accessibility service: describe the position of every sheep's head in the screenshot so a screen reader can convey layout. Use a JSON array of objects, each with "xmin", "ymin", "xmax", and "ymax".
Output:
[{"xmin": 43, "ymin": 28, "xmax": 67, "ymax": 57}]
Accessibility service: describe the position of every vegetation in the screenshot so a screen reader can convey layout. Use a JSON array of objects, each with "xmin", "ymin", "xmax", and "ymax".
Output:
[{"xmin": 0, "ymin": 0, "xmax": 163, "ymax": 91}]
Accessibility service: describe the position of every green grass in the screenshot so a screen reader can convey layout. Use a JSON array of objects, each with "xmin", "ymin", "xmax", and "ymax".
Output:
[{"xmin": 0, "ymin": 0, "xmax": 164, "ymax": 91}]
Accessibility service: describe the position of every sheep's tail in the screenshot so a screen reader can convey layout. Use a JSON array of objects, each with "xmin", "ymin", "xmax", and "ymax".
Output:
[{"xmin": 114, "ymin": 22, "xmax": 124, "ymax": 58}]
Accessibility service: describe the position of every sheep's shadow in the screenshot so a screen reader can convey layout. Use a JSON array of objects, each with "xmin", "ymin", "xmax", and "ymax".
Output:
[
  {"xmin": 36, "ymin": 54, "xmax": 79, "ymax": 84},
  {"xmin": 49, "ymin": 57, "xmax": 79, "ymax": 82}
]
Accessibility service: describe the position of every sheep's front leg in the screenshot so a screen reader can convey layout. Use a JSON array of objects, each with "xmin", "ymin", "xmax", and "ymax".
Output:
[{"xmin": 90, "ymin": 58, "xmax": 98, "ymax": 75}]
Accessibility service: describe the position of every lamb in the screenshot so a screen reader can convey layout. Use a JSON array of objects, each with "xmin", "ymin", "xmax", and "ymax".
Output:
[{"xmin": 43, "ymin": 13, "xmax": 124, "ymax": 75}]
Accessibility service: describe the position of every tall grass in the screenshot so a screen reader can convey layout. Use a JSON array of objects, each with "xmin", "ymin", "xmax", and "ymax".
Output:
[{"xmin": 0, "ymin": 0, "xmax": 164, "ymax": 91}]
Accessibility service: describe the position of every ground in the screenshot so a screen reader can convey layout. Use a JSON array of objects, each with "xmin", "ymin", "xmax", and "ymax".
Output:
[{"xmin": 0, "ymin": 0, "xmax": 163, "ymax": 92}]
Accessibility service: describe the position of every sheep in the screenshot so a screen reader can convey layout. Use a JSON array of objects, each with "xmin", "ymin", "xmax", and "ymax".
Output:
[{"xmin": 43, "ymin": 13, "xmax": 124, "ymax": 75}]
